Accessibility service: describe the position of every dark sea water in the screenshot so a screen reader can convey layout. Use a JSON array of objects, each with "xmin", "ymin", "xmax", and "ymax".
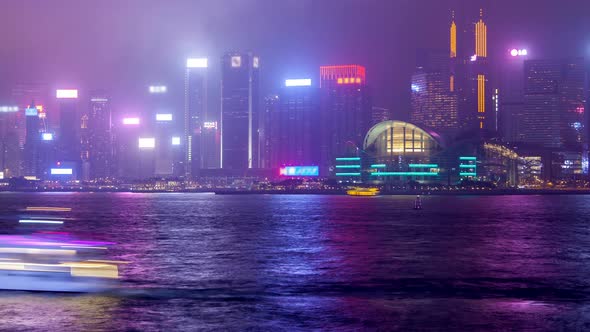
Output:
[{"xmin": 1, "ymin": 193, "xmax": 590, "ymax": 331}]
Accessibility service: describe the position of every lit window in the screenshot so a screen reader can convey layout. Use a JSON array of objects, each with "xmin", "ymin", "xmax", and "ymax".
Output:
[{"xmin": 231, "ymin": 56, "xmax": 241, "ymax": 68}]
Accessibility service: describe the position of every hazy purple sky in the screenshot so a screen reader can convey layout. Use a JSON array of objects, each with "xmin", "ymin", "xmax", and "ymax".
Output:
[{"xmin": 1, "ymin": 0, "xmax": 589, "ymax": 119}]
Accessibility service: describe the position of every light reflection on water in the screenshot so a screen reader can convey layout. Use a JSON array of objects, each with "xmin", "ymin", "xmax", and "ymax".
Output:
[{"xmin": 0, "ymin": 193, "xmax": 590, "ymax": 330}]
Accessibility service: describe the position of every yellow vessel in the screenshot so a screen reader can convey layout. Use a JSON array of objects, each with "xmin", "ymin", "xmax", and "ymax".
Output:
[{"xmin": 346, "ymin": 187, "xmax": 380, "ymax": 196}]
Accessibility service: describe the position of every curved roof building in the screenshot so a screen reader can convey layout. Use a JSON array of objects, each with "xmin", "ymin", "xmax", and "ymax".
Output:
[{"xmin": 363, "ymin": 120, "xmax": 444, "ymax": 160}]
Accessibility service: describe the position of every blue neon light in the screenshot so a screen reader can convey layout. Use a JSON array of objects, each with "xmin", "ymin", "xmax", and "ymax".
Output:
[
  {"xmin": 280, "ymin": 166, "xmax": 319, "ymax": 177},
  {"xmin": 409, "ymin": 164, "xmax": 439, "ymax": 168},
  {"xmin": 371, "ymin": 172, "xmax": 439, "ymax": 176},
  {"xmin": 336, "ymin": 157, "xmax": 361, "ymax": 161}
]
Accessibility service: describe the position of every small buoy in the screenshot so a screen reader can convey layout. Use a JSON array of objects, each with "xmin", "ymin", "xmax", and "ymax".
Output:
[{"xmin": 414, "ymin": 195, "xmax": 422, "ymax": 210}]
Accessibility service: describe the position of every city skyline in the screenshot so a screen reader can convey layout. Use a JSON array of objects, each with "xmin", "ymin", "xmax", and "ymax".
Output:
[{"xmin": 0, "ymin": 0, "xmax": 589, "ymax": 120}]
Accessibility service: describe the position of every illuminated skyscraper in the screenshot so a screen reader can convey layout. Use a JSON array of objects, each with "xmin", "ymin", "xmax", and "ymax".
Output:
[
  {"xmin": 499, "ymin": 49, "xmax": 528, "ymax": 142},
  {"xmin": 452, "ymin": 9, "xmax": 493, "ymax": 134},
  {"xmin": 56, "ymin": 89, "xmax": 80, "ymax": 179},
  {"xmin": 201, "ymin": 121, "xmax": 220, "ymax": 169},
  {"xmin": 0, "ymin": 106, "xmax": 21, "ymax": 178},
  {"xmin": 269, "ymin": 79, "xmax": 321, "ymax": 169},
  {"xmin": 521, "ymin": 58, "xmax": 588, "ymax": 177},
  {"xmin": 412, "ymin": 49, "xmax": 458, "ymax": 135},
  {"xmin": 319, "ymin": 65, "xmax": 371, "ymax": 175},
  {"xmin": 87, "ymin": 91, "xmax": 114, "ymax": 180},
  {"xmin": 260, "ymin": 95, "xmax": 279, "ymax": 169},
  {"xmin": 23, "ymin": 103, "xmax": 41, "ymax": 178},
  {"xmin": 411, "ymin": 70, "xmax": 458, "ymax": 134},
  {"xmin": 184, "ymin": 58, "xmax": 219, "ymax": 178},
  {"xmin": 221, "ymin": 52, "xmax": 260, "ymax": 170},
  {"xmin": 149, "ymin": 85, "xmax": 174, "ymax": 177}
]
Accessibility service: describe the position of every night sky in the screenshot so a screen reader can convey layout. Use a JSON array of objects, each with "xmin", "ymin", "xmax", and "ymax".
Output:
[{"xmin": 1, "ymin": 0, "xmax": 589, "ymax": 119}]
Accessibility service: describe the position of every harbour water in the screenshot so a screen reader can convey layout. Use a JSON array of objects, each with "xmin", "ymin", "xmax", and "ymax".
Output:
[{"xmin": 1, "ymin": 192, "xmax": 590, "ymax": 331}]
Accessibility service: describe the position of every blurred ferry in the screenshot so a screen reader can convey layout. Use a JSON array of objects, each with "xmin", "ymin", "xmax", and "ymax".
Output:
[
  {"xmin": 346, "ymin": 187, "xmax": 380, "ymax": 196},
  {"xmin": 0, "ymin": 207, "xmax": 125, "ymax": 292}
]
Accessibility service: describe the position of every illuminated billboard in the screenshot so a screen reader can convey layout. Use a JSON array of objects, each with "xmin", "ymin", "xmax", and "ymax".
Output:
[
  {"xmin": 42, "ymin": 133, "xmax": 54, "ymax": 141},
  {"xmin": 122, "ymin": 117, "xmax": 140, "ymax": 125},
  {"xmin": 279, "ymin": 166, "xmax": 319, "ymax": 177},
  {"xmin": 203, "ymin": 121, "xmax": 217, "ymax": 129},
  {"xmin": 171, "ymin": 136, "xmax": 181, "ymax": 145},
  {"xmin": 50, "ymin": 168, "xmax": 73, "ymax": 175},
  {"xmin": 186, "ymin": 58, "xmax": 208, "ymax": 68},
  {"xmin": 149, "ymin": 85, "xmax": 167, "ymax": 94},
  {"xmin": 0, "ymin": 171, "xmax": 3, "ymax": 179},
  {"xmin": 138, "ymin": 137, "xmax": 155, "ymax": 149},
  {"xmin": 56, "ymin": 89, "xmax": 78, "ymax": 99},
  {"xmin": 25, "ymin": 107, "xmax": 38, "ymax": 116},
  {"xmin": 0, "ymin": 106, "xmax": 18, "ymax": 113},
  {"xmin": 509, "ymin": 49, "xmax": 528, "ymax": 57},
  {"xmin": 285, "ymin": 79, "xmax": 312, "ymax": 87},
  {"xmin": 156, "ymin": 113, "xmax": 173, "ymax": 121},
  {"xmin": 253, "ymin": 57, "xmax": 259, "ymax": 68}
]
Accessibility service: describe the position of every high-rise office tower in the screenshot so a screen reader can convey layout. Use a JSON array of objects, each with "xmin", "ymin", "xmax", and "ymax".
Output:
[
  {"xmin": 411, "ymin": 49, "xmax": 458, "ymax": 135},
  {"xmin": 260, "ymin": 95, "xmax": 279, "ymax": 169},
  {"xmin": 117, "ymin": 116, "xmax": 141, "ymax": 179},
  {"xmin": 56, "ymin": 89, "xmax": 80, "ymax": 179},
  {"xmin": 201, "ymin": 121, "xmax": 220, "ymax": 169},
  {"xmin": 149, "ymin": 85, "xmax": 174, "ymax": 177},
  {"xmin": 411, "ymin": 70, "xmax": 459, "ymax": 134},
  {"xmin": 319, "ymin": 65, "xmax": 371, "ymax": 174},
  {"xmin": 521, "ymin": 58, "xmax": 588, "ymax": 148},
  {"xmin": 185, "ymin": 58, "xmax": 208, "ymax": 177},
  {"xmin": 499, "ymin": 49, "xmax": 528, "ymax": 142},
  {"xmin": 0, "ymin": 106, "xmax": 21, "ymax": 178},
  {"xmin": 521, "ymin": 58, "xmax": 588, "ymax": 177},
  {"xmin": 221, "ymin": 52, "xmax": 260, "ymax": 170},
  {"xmin": 269, "ymin": 79, "xmax": 320, "ymax": 169},
  {"xmin": 87, "ymin": 92, "xmax": 113, "ymax": 180},
  {"xmin": 23, "ymin": 104, "xmax": 41, "ymax": 178},
  {"xmin": 11, "ymin": 83, "xmax": 48, "ymax": 149},
  {"xmin": 452, "ymin": 9, "xmax": 492, "ymax": 134}
]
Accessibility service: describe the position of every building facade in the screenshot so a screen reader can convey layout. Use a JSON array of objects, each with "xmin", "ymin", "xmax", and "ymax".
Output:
[
  {"xmin": 87, "ymin": 92, "xmax": 113, "ymax": 180},
  {"xmin": 185, "ymin": 58, "xmax": 209, "ymax": 177},
  {"xmin": 319, "ymin": 65, "xmax": 371, "ymax": 175},
  {"xmin": 56, "ymin": 89, "xmax": 80, "ymax": 179},
  {"xmin": 221, "ymin": 52, "xmax": 260, "ymax": 170},
  {"xmin": 269, "ymin": 79, "xmax": 321, "ymax": 169}
]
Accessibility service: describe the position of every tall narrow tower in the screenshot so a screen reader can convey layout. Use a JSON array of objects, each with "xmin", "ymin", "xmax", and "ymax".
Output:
[
  {"xmin": 449, "ymin": 11, "xmax": 457, "ymax": 92},
  {"xmin": 221, "ymin": 52, "xmax": 260, "ymax": 170},
  {"xmin": 185, "ymin": 58, "xmax": 208, "ymax": 177},
  {"xmin": 474, "ymin": 9, "xmax": 489, "ymax": 131}
]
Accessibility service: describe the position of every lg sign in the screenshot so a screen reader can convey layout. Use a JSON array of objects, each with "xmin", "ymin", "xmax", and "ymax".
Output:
[{"xmin": 510, "ymin": 49, "xmax": 528, "ymax": 57}]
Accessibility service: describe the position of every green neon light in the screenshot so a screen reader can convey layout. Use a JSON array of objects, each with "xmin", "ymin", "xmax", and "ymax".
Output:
[
  {"xmin": 409, "ymin": 164, "xmax": 439, "ymax": 168},
  {"xmin": 335, "ymin": 165, "xmax": 361, "ymax": 168},
  {"xmin": 460, "ymin": 173, "xmax": 477, "ymax": 176},
  {"xmin": 459, "ymin": 157, "xmax": 477, "ymax": 160},
  {"xmin": 335, "ymin": 172, "xmax": 361, "ymax": 176},
  {"xmin": 335, "ymin": 157, "xmax": 361, "ymax": 161},
  {"xmin": 371, "ymin": 172, "xmax": 439, "ymax": 176},
  {"xmin": 370, "ymin": 164, "xmax": 387, "ymax": 168},
  {"xmin": 459, "ymin": 164, "xmax": 477, "ymax": 168}
]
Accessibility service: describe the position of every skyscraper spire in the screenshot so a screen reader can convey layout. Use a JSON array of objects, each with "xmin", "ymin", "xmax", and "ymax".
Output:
[
  {"xmin": 450, "ymin": 10, "xmax": 457, "ymax": 58},
  {"xmin": 475, "ymin": 8, "xmax": 487, "ymax": 58}
]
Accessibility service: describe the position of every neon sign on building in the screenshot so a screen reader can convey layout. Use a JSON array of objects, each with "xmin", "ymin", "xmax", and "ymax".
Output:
[{"xmin": 279, "ymin": 166, "xmax": 319, "ymax": 177}]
